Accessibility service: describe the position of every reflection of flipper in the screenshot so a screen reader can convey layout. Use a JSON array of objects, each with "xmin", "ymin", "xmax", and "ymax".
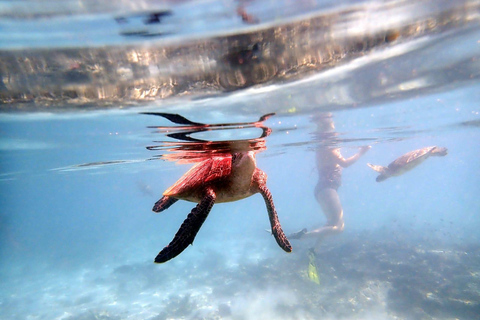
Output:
[
  {"xmin": 143, "ymin": 111, "xmax": 275, "ymax": 128},
  {"xmin": 155, "ymin": 189, "xmax": 216, "ymax": 263},
  {"xmin": 258, "ymin": 185, "xmax": 292, "ymax": 253},
  {"xmin": 258, "ymin": 113, "xmax": 275, "ymax": 122},
  {"xmin": 152, "ymin": 196, "xmax": 178, "ymax": 213},
  {"xmin": 307, "ymin": 249, "xmax": 320, "ymax": 285},
  {"xmin": 141, "ymin": 112, "xmax": 205, "ymax": 126}
]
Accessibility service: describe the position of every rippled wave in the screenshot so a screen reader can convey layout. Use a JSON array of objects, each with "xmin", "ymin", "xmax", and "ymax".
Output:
[{"xmin": 1, "ymin": 0, "xmax": 479, "ymax": 111}]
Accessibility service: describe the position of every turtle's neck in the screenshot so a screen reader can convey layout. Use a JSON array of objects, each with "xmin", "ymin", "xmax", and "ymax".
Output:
[{"xmin": 230, "ymin": 152, "xmax": 256, "ymax": 186}]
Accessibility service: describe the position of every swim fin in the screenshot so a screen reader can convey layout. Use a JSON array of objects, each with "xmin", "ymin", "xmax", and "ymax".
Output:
[{"xmin": 307, "ymin": 249, "xmax": 320, "ymax": 285}]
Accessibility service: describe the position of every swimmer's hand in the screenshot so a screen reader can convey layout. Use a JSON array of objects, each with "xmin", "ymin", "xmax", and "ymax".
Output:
[{"xmin": 359, "ymin": 145, "xmax": 371, "ymax": 155}]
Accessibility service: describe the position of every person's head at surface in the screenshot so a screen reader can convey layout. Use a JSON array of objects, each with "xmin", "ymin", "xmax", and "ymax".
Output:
[
  {"xmin": 313, "ymin": 112, "xmax": 335, "ymax": 133},
  {"xmin": 313, "ymin": 112, "xmax": 338, "ymax": 148}
]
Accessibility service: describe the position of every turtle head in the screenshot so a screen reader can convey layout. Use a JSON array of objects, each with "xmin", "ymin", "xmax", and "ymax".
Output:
[
  {"xmin": 313, "ymin": 112, "xmax": 335, "ymax": 132},
  {"xmin": 432, "ymin": 147, "xmax": 448, "ymax": 156},
  {"xmin": 376, "ymin": 174, "xmax": 388, "ymax": 182}
]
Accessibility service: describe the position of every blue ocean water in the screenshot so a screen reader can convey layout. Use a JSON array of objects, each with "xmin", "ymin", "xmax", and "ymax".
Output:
[{"xmin": 1, "ymin": 1, "xmax": 480, "ymax": 319}]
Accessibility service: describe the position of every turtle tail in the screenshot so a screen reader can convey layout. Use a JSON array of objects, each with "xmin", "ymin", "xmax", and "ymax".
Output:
[
  {"xmin": 154, "ymin": 189, "xmax": 216, "ymax": 263},
  {"xmin": 258, "ymin": 184, "xmax": 292, "ymax": 253}
]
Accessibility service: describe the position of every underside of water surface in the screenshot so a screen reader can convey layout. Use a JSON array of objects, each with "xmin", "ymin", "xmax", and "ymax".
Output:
[{"xmin": 0, "ymin": 0, "xmax": 479, "ymax": 114}]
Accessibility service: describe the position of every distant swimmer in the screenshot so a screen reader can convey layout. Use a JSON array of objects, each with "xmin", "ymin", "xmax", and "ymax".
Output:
[
  {"xmin": 290, "ymin": 113, "xmax": 370, "ymax": 246},
  {"xmin": 367, "ymin": 146, "xmax": 448, "ymax": 182},
  {"xmin": 237, "ymin": 6, "xmax": 259, "ymax": 24}
]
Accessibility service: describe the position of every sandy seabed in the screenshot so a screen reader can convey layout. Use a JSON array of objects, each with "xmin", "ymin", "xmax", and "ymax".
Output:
[{"xmin": 1, "ymin": 231, "xmax": 479, "ymax": 320}]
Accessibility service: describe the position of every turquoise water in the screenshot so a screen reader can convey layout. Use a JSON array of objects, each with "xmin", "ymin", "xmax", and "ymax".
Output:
[{"xmin": 1, "ymin": 1, "xmax": 480, "ymax": 319}]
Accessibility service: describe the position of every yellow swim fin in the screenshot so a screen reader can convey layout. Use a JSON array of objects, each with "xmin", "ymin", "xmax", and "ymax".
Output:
[{"xmin": 307, "ymin": 250, "xmax": 320, "ymax": 285}]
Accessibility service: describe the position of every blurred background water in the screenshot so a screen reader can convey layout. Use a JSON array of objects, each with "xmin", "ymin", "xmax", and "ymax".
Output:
[{"xmin": 1, "ymin": 0, "xmax": 480, "ymax": 319}]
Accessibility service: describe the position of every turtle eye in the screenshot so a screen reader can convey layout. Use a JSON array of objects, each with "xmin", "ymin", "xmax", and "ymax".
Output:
[{"xmin": 231, "ymin": 152, "xmax": 243, "ymax": 164}]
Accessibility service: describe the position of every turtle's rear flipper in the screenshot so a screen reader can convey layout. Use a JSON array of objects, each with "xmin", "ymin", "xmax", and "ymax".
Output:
[
  {"xmin": 367, "ymin": 163, "xmax": 387, "ymax": 173},
  {"xmin": 155, "ymin": 189, "xmax": 216, "ymax": 263},
  {"xmin": 153, "ymin": 196, "xmax": 178, "ymax": 213},
  {"xmin": 258, "ymin": 185, "xmax": 292, "ymax": 253}
]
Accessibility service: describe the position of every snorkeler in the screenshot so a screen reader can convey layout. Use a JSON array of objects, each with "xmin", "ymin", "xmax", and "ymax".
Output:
[{"xmin": 290, "ymin": 113, "xmax": 370, "ymax": 250}]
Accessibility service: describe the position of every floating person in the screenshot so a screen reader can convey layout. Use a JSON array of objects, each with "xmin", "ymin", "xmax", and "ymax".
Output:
[
  {"xmin": 237, "ymin": 6, "xmax": 259, "ymax": 24},
  {"xmin": 367, "ymin": 146, "xmax": 448, "ymax": 182},
  {"xmin": 114, "ymin": 10, "xmax": 173, "ymax": 25},
  {"xmin": 144, "ymin": 113, "xmax": 291, "ymax": 263},
  {"xmin": 115, "ymin": 10, "xmax": 174, "ymax": 37},
  {"xmin": 290, "ymin": 113, "xmax": 370, "ymax": 248}
]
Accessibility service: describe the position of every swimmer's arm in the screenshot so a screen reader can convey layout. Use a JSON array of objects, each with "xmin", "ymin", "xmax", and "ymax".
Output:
[{"xmin": 336, "ymin": 146, "xmax": 371, "ymax": 167}]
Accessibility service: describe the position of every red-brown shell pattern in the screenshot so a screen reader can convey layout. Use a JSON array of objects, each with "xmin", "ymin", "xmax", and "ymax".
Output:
[
  {"xmin": 164, "ymin": 156, "xmax": 232, "ymax": 196},
  {"xmin": 389, "ymin": 147, "xmax": 435, "ymax": 170}
]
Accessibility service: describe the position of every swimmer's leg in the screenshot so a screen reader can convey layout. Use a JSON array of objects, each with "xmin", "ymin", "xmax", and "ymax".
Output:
[
  {"xmin": 303, "ymin": 188, "xmax": 345, "ymax": 242},
  {"xmin": 316, "ymin": 187, "xmax": 344, "ymax": 231}
]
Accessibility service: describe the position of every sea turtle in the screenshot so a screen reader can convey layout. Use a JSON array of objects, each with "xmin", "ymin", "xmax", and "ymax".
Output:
[
  {"xmin": 367, "ymin": 146, "xmax": 448, "ymax": 182},
  {"xmin": 152, "ymin": 151, "xmax": 292, "ymax": 263}
]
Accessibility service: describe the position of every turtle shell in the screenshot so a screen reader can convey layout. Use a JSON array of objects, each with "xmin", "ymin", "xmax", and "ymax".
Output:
[
  {"xmin": 164, "ymin": 156, "xmax": 232, "ymax": 197},
  {"xmin": 387, "ymin": 146, "xmax": 436, "ymax": 172}
]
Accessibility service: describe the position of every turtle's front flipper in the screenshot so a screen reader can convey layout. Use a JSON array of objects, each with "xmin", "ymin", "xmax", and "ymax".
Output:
[
  {"xmin": 258, "ymin": 185, "xmax": 292, "ymax": 253},
  {"xmin": 153, "ymin": 196, "xmax": 178, "ymax": 213},
  {"xmin": 155, "ymin": 189, "xmax": 216, "ymax": 263}
]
